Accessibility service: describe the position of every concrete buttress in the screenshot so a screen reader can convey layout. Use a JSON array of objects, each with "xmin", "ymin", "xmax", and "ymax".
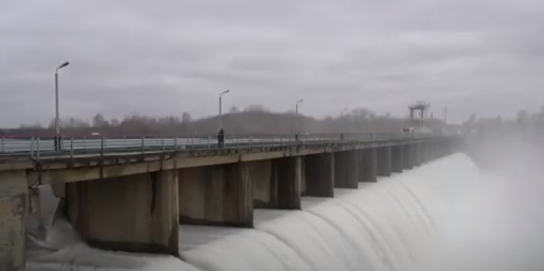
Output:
[
  {"xmin": 66, "ymin": 170, "xmax": 179, "ymax": 256},
  {"xmin": 391, "ymin": 146, "xmax": 404, "ymax": 173},
  {"xmin": 334, "ymin": 151, "xmax": 358, "ymax": 189},
  {"xmin": 304, "ymin": 153, "xmax": 334, "ymax": 197},
  {"xmin": 251, "ymin": 157, "xmax": 301, "ymax": 209},
  {"xmin": 402, "ymin": 144, "xmax": 414, "ymax": 170},
  {"xmin": 178, "ymin": 163, "xmax": 253, "ymax": 228},
  {"xmin": 358, "ymin": 148, "xmax": 377, "ymax": 182},
  {"xmin": 377, "ymin": 146, "xmax": 392, "ymax": 177},
  {"xmin": 0, "ymin": 171, "xmax": 27, "ymax": 271},
  {"xmin": 412, "ymin": 143, "xmax": 423, "ymax": 167}
]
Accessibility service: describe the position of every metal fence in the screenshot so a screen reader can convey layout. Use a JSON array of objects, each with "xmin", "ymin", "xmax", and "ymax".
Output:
[{"xmin": 0, "ymin": 132, "xmax": 419, "ymax": 159}]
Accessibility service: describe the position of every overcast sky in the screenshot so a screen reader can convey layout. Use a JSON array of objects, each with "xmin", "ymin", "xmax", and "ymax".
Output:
[{"xmin": 1, "ymin": 0, "xmax": 543, "ymax": 127}]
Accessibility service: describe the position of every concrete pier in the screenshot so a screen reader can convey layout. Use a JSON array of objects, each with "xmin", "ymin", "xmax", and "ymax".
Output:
[
  {"xmin": 273, "ymin": 157, "xmax": 302, "ymax": 209},
  {"xmin": 424, "ymin": 142, "xmax": 434, "ymax": 162},
  {"xmin": 377, "ymin": 146, "xmax": 392, "ymax": 177},
  {"xmin": 412, "ymin": 143, "xmax": 423, "ymax": 167},
  {"xmin": 0, "ymin": 171, "xmax": 27, "ymax": 271},
  {"xmin": 334, "ymin": 151, "xmax": 358, "ymax": 189},
  {"xmin": 300, "ymin": 157, "xmax": 307, "ymax": 195},
  {"xmin": 391, "ymin": 146, "xmax": 404, "ymax": 173},
  {"xmin": 252, "ymin": 158, "xmax": 302, "ymax": 209},
  {"xmin": 251, "ymin": 160, "xmax": 273, "ymax": 208},
  {"xmin": 305, "ymin": 153, "xmax": 335, "ymax": 197},
  {"xmin": 403, "ymin": 144, "xmax": 414, "ymax": 170},
  {"xmin": 178, "ymin": 163, "xmax": 253, "ymax": 228},
  {"xmin": 358, "ymin": 148, "xmax": 377, "ymax": 182},
  {"xmin": 66, "ymin": 170, "xmax": 179, "ymax": 255}
]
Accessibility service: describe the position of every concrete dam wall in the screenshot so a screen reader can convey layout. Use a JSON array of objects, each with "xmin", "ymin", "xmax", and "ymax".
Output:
[{"xmin": 24, "ymin": 152, "xmax": 541, "ymax": 271}]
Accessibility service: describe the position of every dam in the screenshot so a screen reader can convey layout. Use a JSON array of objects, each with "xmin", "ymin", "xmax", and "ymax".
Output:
[{"xmin": 6, "ymin": 133, "xmax": 544, "ymax": 271}]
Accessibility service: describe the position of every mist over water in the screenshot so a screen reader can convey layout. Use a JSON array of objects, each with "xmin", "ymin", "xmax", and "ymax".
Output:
[{"xmin": 24, "ymin": 149, "xmax": 544, "ymax": 271}]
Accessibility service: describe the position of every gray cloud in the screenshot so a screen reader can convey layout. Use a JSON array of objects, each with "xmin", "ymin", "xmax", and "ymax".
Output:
[{"xmin": 1, "ymin": 0, "xmax": 544, "ymax": 127}]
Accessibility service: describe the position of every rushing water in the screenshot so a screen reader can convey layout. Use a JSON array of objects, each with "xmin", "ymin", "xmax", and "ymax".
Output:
[{"xmin": 23, "ymin": 152, "xmax": 544, "ymax": 271}]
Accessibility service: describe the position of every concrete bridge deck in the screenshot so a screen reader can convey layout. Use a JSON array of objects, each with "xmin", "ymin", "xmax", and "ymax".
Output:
[
  {"xmin": 0, "ymin": 133, "xmax": 460, "ymax": 271},
  {"xmin": 0, "ymin": 133, "xmax": 399, "ymax": 157}
]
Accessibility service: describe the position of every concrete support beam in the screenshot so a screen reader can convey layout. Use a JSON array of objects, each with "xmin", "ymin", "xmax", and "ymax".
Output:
[
  {"xmin": 334, "ymin": 151, "xmax": 358, "ymax": 189},
  {"xmin": 305, "ymin": 153, "xmax": 334, "ymax": 197},
  {"xmin": 0, "ymin": 171, "xmax": 27, "ymax": 271},
  {"xmin": 67, "ymin": 170, "xmax": 179, "ymax": 255},
  {"xmin": 377, "ymin": 146, "xmax": 392, "ymax": 177},
  {"xmin": 391, "ymin": 146, "xmax": 404, "ymax": 173},
  {"xmin": 358, "ymin": 148, "xmax": 377, "ymax": 183},
  {"xmin": 252, "ymin": 158, "xmax": 301, "ymax": 209},
  {"xmin": 178, "ymin": 163, "xmax": 253, "ymax": 228},
  {"xmin": 402, "ymin": 144, "xmax": 414, "ymax": 170}
]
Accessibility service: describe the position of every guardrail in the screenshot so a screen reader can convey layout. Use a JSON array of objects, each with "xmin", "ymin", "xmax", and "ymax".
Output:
[{"xmin": 0, "ymin": 133, "xmax": 422, "ymax": 160}]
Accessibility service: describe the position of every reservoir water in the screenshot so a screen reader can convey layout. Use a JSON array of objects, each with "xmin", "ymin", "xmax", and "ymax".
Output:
[{"xmin": 23, "ymin": 152, "xmax": 544, "ymax": 271}]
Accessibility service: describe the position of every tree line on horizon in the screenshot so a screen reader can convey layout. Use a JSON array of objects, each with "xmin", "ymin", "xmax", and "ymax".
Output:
[
  {"xmin": 462, "ymin": 107, "xmax": 544, "ymax": 136},
  {"xmin": 3, "ymin": 104, "xmax": 450, "ymax": 137}
]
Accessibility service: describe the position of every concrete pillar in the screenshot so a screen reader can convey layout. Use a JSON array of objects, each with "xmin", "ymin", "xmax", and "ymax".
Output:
[
  {"xmin": 251, "ymin": 160, "xmax": 273, "ymax": 209},
  {"xmin": 431, "ymin": 141, "xmax": 440, "ymax": 161},
  {"xmin": 178, "ymin": 163, "xmax": 253, "ymax": 228},
  {"xmin": 358, "ymin": 148, "xmax": 377, "ymax": 182},
  {"xmin": 274, "ymin": 157, "xmax": 302, "ymax": 209},
  {"xmin": 412, "ymin": 143, "xmax": 423, "ymax": 167},
  {"xmin": 67, "ymin": 170, "xmax": 179, "ymax": 255},
  {"xmin": 439, "ymin": 141, "xmax": 446, "ymax": 158},
  {"xmin": 0, "ymin": 171, "xmax": 27, "ymax": 271},
  {"xmin": 424, "ymin": 142, "xmax": 434, "ymax": 163},
  {"xmin": 334, "ymin": 151, "xmax": 358, "ymax": 189},
  {"xmin": 420, "ymin": 142, "xmax": 429, "ymax": 163},
  {"xmin": 402, "ymin": 144, "xmax": 414, "ymax": 170},
  {"xmin": 252, "ymin": 158, "xmax": 301, "ymax": 209},
  {"xmin": 391, "ymin": 146, "xmax": 404, "ymax": 173},
  {"xmin": 305, "ymin": 153, "xmax": 334, "ymax": 197},
  {"xmin": 300, "ymin": 157, "xmax": 307, "ymax": 196},
  {"xmin": 51, "ymin": 183, "xmax": 66, "ymax": 198},
  {"xmin": 377, "ymin": 146, "xmax": 392, "ymax": 177}
]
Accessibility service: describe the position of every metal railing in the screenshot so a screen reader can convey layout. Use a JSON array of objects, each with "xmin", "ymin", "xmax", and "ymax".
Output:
[{"xmin": 0, "ymin": 132, "xmax": 424, "ymax": 159}]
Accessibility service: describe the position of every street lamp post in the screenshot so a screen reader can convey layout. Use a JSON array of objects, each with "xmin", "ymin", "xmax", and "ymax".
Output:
[
  {"xmin": 340, "ymin": 107, "xmax": 348, "ymax": 140},
  {"xmin": 54, "ymin": 61, "xmax": 70, "ymax": 150},
  {"xmin": 340, "ymin": 107, "xmax": 348, "ymax": 118},
  {"xmin": 295, "ymin": 99, "xmax": 304, "ymax": 140},
  {"xmin": 219, "ymin": 90, "xmax": 230, "ymax": 129},
  {"xmin": 295, "ymin": 99, "xmax": 304, "ymax": 116}
]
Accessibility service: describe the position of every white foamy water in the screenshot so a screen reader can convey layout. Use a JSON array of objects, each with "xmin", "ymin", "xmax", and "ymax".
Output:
[{"xmin": 23, "ymin": 152, "xmax": 544, "ymax": 271}]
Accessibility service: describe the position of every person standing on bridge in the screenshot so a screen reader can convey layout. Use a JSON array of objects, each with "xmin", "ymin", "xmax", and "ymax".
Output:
[{"xmin": 218, "ymin": 129, "xmax": 225, "ymax": 148}]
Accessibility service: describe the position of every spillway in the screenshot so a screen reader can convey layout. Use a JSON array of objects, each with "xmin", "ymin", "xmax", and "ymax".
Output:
[{"xmin": 23, "ymin": 152, "xmax": 544, "ymax": 271}]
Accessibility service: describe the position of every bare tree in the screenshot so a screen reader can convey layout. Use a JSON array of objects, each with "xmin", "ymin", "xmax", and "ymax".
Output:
[
  {"xmin": 92, "ymin": 114, "xmax": 110, "ymax": 128},
  {"xmin": 229, "ymin": 106, "xmax": 240, "ymax": 113},
  {"xmin": 182, "ymin": 112, "xmax": 192, "ymax": 123}
]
